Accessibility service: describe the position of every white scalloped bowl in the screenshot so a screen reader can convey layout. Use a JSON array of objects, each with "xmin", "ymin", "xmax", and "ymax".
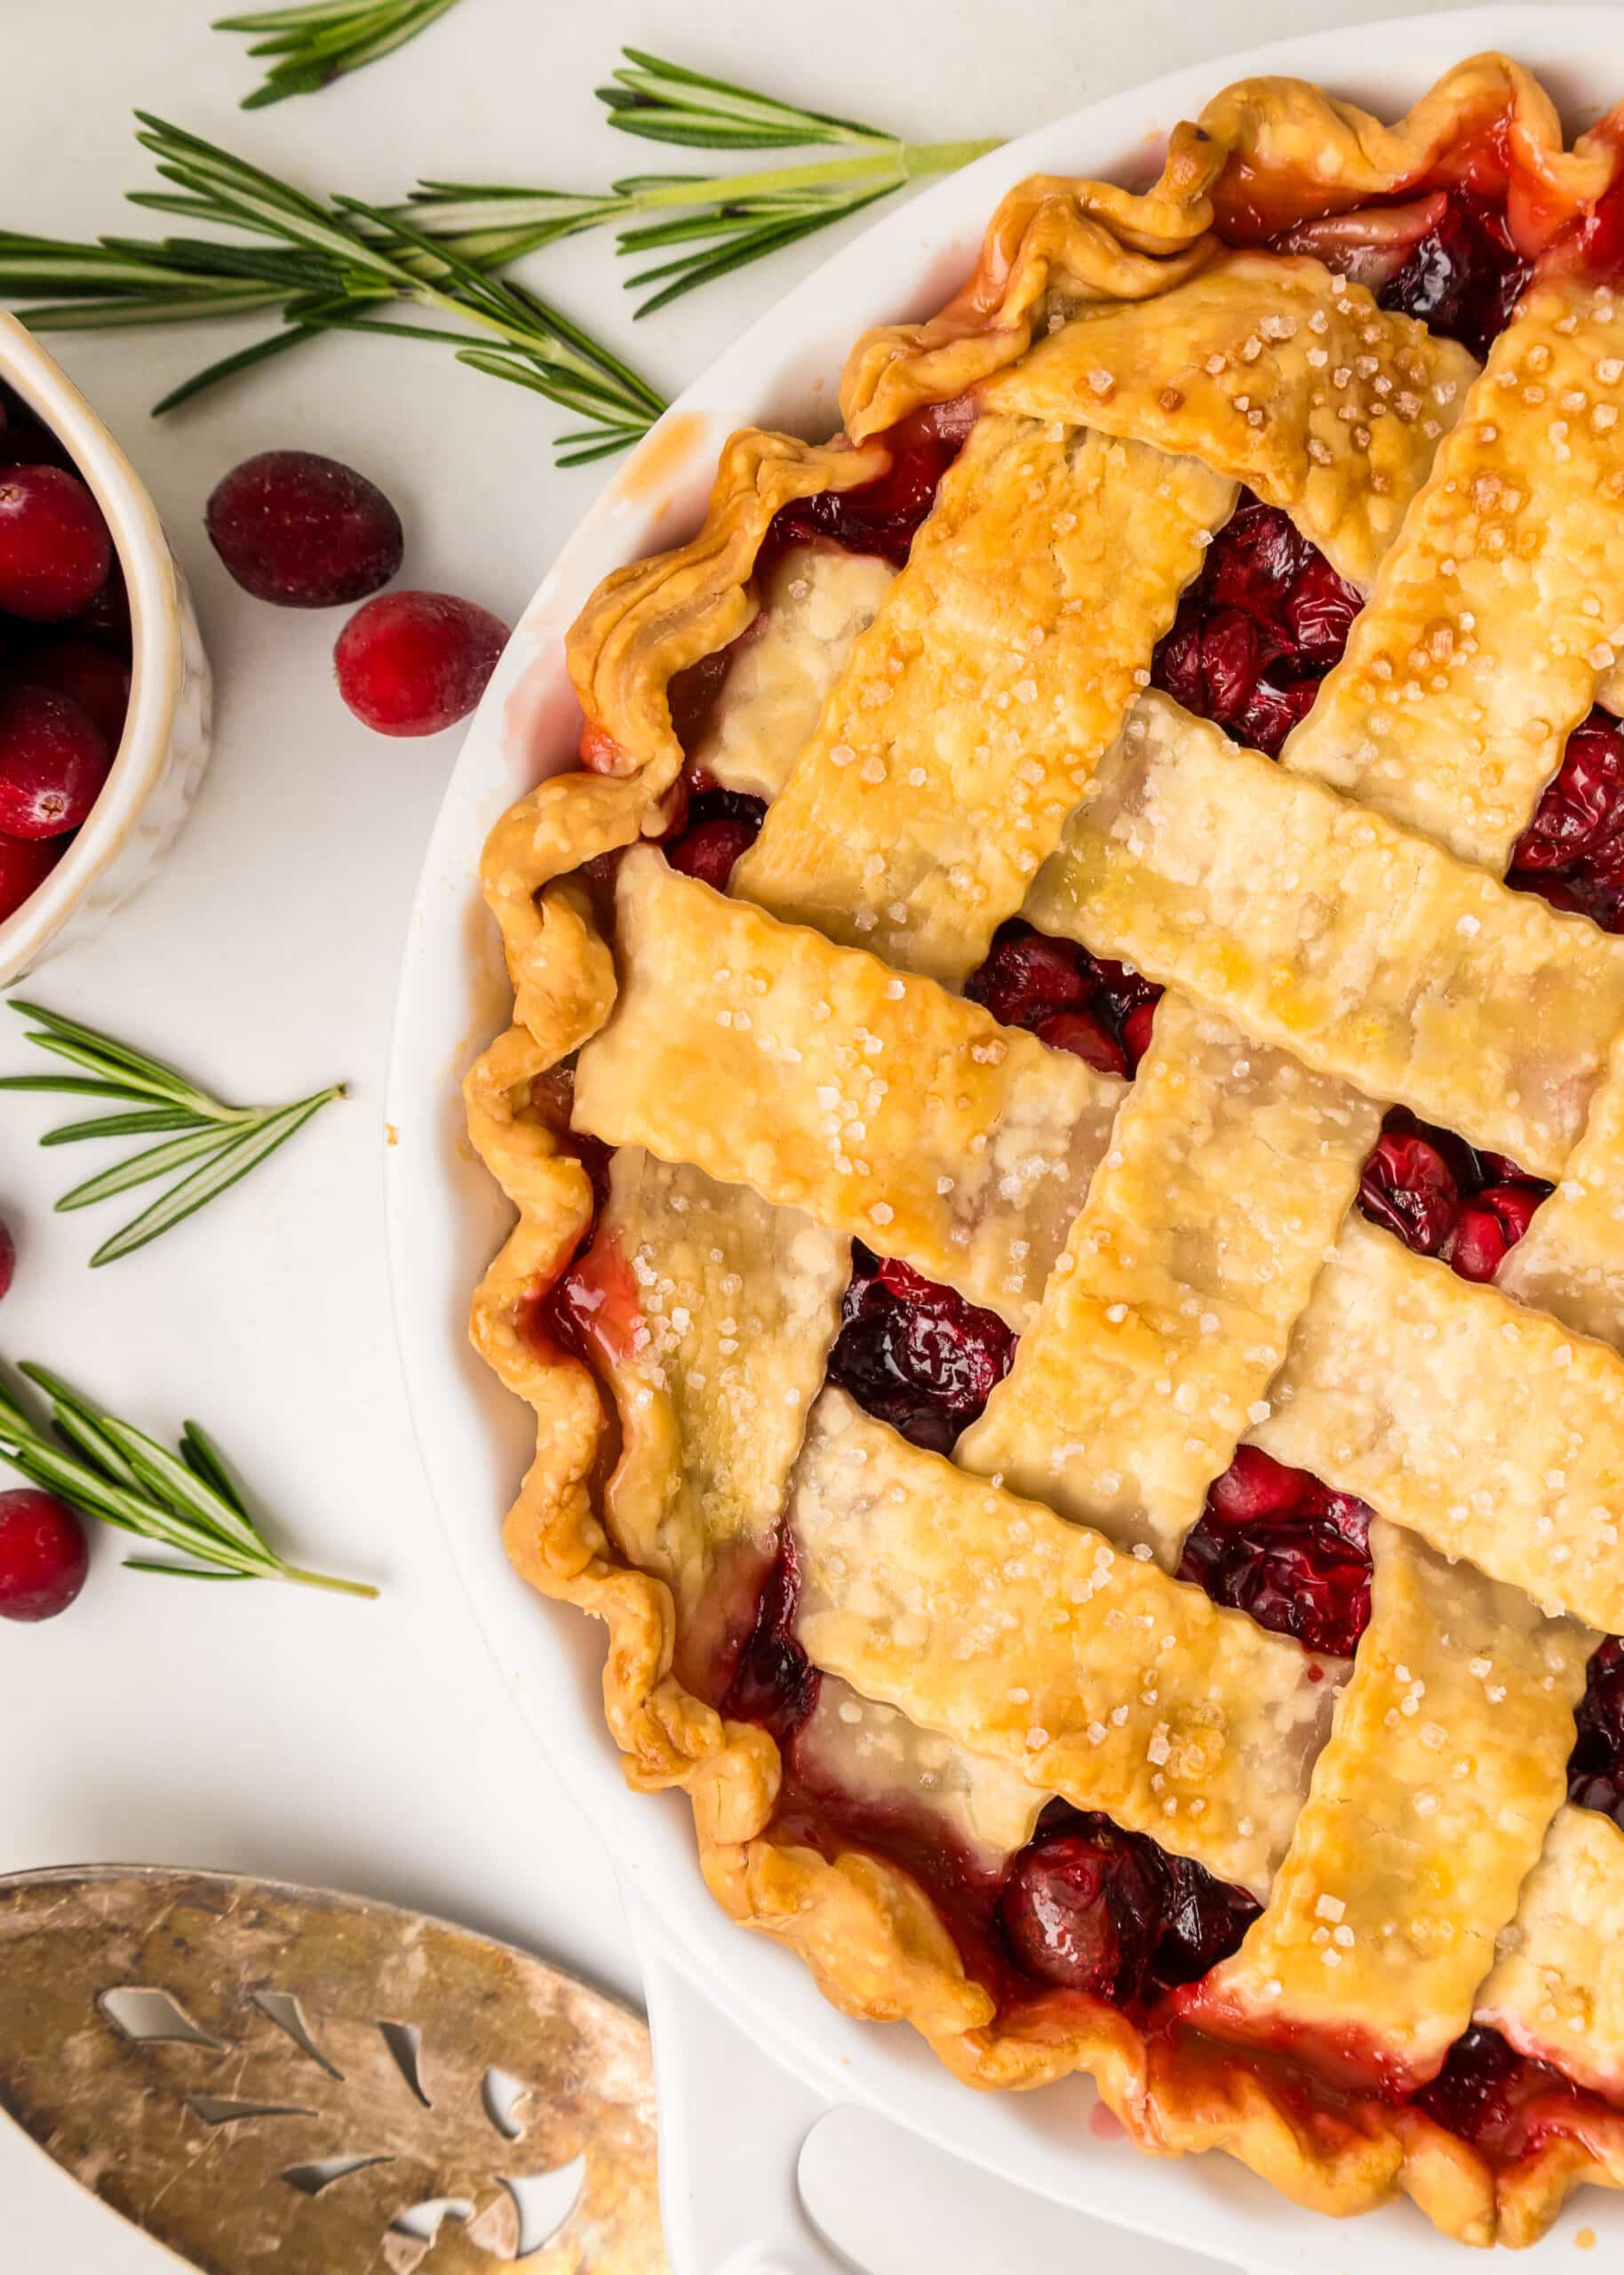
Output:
[
  {"xmin": 0, "ymin": 314, "xmax": 211, "ymax": 983},
  {"xmin": 387, "ymin": 12, "xmax": 1624, "ymax": 2271}
]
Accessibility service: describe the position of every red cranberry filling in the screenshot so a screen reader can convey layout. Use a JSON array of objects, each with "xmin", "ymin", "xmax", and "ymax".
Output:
[
  {"xmin": 1178, "ymin": 1446, "xmax": 1373, "ymax": 1657},
  {"xmin": 762, "ymin": 402, "xmax": 972, "ymax": 571},
  {"xmin": 965, "ymin": 917, "xmax": 1160, "ymax": 1075},
  {"xmin": 1373, "ymin": 192, "xmax": 1532, "ymax": 360},
  {"xmin": 1569, "ymin": 1635, "xmax": 1624, "ymax": 1825},
  {"xmin": 1150, "ymin": 494, "xmax": 1362, "ymax": 756},
  {"xmin": 826, "ymin": 1242, "xmax": 1015, "ymax": 1452},
  {"xmin": 720, "ymin": 1535, "xmax": 820, "ymax": 1745},
  {"xmin": 664, "ymin": 783, "xmax": 767, "ymax": 890},
  {"xmin": 1357, "ymin": 1106, "xmax": 1551, "ymax": 1280},
  {"xmin": 999, "ymin": 1804, "xmax": 1259, "ymax": 2007},
  {"xmin": 1413, "ymin": 2025, "xmax": 1573, "ymax": 2154},
  {"xmin": 1509, "ymin": 706, "xmax": 1624, "ymax": 933}
]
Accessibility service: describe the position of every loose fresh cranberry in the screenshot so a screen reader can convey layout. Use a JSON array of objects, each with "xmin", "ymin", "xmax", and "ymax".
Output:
[
  {"xmin": 0, "ymin": 685, "xmax": 108, "ymax": 838},
  {"xmin": 1414, "ymin": 2026, "xmax": 1565, "ymax": 2153},
  {"xmin": 664, "ymin": 786, "xmax": 766, "ymax": 889},
  {"xmin": 1569, "ymin": 1635, "xmax": 1624, "ymax": 1824},
  {"xmin": 999, "ymin": 1808, "xmax": 1257, "ymax": 2005},
  {"xmin": 333, "ymin": 589, "xmax": 509, "ymax": 737},
  {"xmin": 0, "ymin": 1217, "xmax": 13, "ymax": 1300},
  {"xmin": 721, "ymin": 1537, "xmax": 820, "ymax": 1744},
  {"xmin": 1357, "ymin": 1106, "xmax": 1549, "ymax": 1277},
  {"xmin": 966, "ymin": 919, "xmax": 1161, "ymax": 1075},
  {"xmin": 765, "ymin": 402, "xmax": 972, "ymax": 569},
  {"xmin": 1509, "ymin": 708, "xmax": 1624, "ymax": 932},
  {"xmin": 206, "ymin": 450, "xmax": 404, "ymax": 608},
  {"xmin": 0, "ymin": 1487, "xmax": 89, "ymax": 1621},
  {"xmin": 11, "ymin": 640, "xmax": 129, "ymax": 754},
  {"xmin": 1150, "ymin": 494, "xmax": 1362, "ymax": 756},
  {"xmin": 827, "ymin": 1244, "xmax": 1014, "ymax": 1454},
  {"xmin": 0, "ymin": 830, "xmax": 61, "ymax": 922},
  {"xmin": 1179, "ymin": 1446, "xmax": 1374, "ymax": 1656},
  {"xmin": 1375, "ymin": 193, "xmax": 1532, "ymax": 361},
  {"xmin": 0, "ymin": 466, "xmax": 113, "ymax": 624}
]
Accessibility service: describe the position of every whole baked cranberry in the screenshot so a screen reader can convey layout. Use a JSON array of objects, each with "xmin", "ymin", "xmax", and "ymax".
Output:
[
  {"xmin": 999, "ymin": 1809, "xmax": 1258, "ymax": 2004},
  {"xmin": 1357, "ymin": 1111, "xmax": 1461, "ymax": 1253},
  {"xmin": 0, "ymin": 465, "xmax": 113, "ymax": 623},
  {"xmin": 0, "ymin": 830, "xmax": 61, "ymax": 922},
  {"xmin": 1035, "ymin": 1007, "xmax": 1128, "ymax": 1076},
  {"xmin": 0, "ymin": 1216, "xmax": 13, "ymax": 1300},
  {"xmin": 0, "ymin": 684, "xmax": 109, "ymax": 837},
  {"xmin": 206, "ymin": 450, "xmax": 404, "ymax": 607},
  {"xmin": 664, "ymin": 786, "xmax": 767, "ymax": 889},
  {"xmin": 1000, "ymin": 1828, "xmax": 1147, "ymax": 1997},
  {"xmin": 1375, "ymin": 193, "xmax": 1532, "ymax": 360},
  {"xmin": 0, "ymin": 1487, "xmax": 89, "ymax": 1620},
  {"xmin": 334, "ymin": 589, "xmax": 509, "ymax": 736},
  {"xmin": 827, "ymin": 1246, "xmax": 1014, "ymax": 1451},
  {"xmin": 1179, "ymin": 1447, "xmax": 1374, "ymax": 1656}
]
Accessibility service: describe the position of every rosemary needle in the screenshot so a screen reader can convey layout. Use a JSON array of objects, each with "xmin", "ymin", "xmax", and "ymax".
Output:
[
  {"xmin": 0, "ymin": 1364, "xmax": 375, "ymax": 1594},
  {"xmin": 0, "ymin": 999, "xmax": 345, "ymax": 1267},
  {"xmin": 0, "ymin": 114, "xmax": 666, "ymax": 465},
  {"xmin": 409, "ymin": 48, "xmax": 1004, "ymax": 315},
  {"xmin": 214, "ymin": 0, "xmax": 467, "ymax": 111}
]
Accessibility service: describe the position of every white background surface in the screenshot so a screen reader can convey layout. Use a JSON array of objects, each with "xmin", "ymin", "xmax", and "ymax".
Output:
[{"xmin": 3, "ymin": 4, "xmax": 1611, "ymax": 2271}]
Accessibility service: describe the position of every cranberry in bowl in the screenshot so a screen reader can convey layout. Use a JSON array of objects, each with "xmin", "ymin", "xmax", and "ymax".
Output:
[{"xmin": 0, "ymin": 313, "xmax": 211, "ymax": 981}]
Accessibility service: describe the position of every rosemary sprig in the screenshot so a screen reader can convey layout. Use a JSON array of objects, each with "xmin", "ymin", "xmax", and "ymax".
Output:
[
  {"xmin": 0, "ymin": 116, "xmax": 665, "ymax": 464},
  {"xmin": 0, "ymin": 1364, "xmax": 375, "ymax": 1594},
  {"xmin": 0, "ymin": 1000, "xmax": 345, "ymax": 1268},
  {"xmin": 215, "ymin": 0, "xmax": 466, "ymax": 110},
  {"xmin": 409, "ymin": 49, "xmax": 1003, "ymax": 315}
]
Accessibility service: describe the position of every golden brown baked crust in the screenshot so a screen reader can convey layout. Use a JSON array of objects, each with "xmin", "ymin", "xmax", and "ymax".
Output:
[{"xmin": 466, "ymin": 51, "xmax": 1624, "ymax": 2252}]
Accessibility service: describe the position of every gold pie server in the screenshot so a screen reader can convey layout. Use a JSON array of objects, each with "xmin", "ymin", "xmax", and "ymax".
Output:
[{"xmin": 0, "ymin": 1864, "xmax": 667, "ymax": 2273}]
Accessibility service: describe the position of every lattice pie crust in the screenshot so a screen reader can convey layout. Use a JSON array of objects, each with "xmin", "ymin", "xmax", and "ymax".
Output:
[{"xmin": 466, "ymin": 53, "xmax": 1624, "ymax": 2247}]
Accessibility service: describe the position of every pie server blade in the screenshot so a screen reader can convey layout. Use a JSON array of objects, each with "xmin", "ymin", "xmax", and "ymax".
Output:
[{"xmin": 0, "ymin": 1863, "xmax": 667, "ymax": 2273}]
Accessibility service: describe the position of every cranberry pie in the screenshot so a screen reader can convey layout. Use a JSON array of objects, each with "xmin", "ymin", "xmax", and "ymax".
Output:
[{"xmin": 467, "ymin": 52, "xmax": 1624, "ymax": 2247}]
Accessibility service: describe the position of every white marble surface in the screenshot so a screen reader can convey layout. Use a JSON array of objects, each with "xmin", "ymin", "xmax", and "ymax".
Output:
[{"xmin": 3, "ymin": 3, "xmax": 1604, "ymax": 2269}]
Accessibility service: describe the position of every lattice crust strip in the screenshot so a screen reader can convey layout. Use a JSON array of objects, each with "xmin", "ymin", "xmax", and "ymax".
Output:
[
  {"xmin": 1250, "ymin": 1217, "xmax": 1624, "ymax": 1632},
  {"xmin": 570, "ymin": 1149, "xmax": 848, "ymax": 1664},
  {"xmin": 732, "ymin": 414, "xmax": 1238, "ymax": 984},
  {"xmin": 1278, "ymin": 277, "xmax": 1624, "ymax": 868},
  {"xmin": 1026, "ymin": 691, "xmax": 1624, "ymax": 1179},
  {"xmin": 981, "ymin": 252, "xmax": 1477, "ymax": 586},
  {"xmin": 958, "ymin": 994, "xmax": 1380, "ymax": 1566},
  {"xmin": 1184, "ymin": 1522, "xmax": 1594, "ymax": 2090},
  {"xmin": 691, "ymin": 543, "xmax": 896, "ymax": 801},
  {"xmin": 795, "ymin": 1675, "xmax": 1051, "ymax": 1869},
  {"xmin": 1500, "ymin": 1031, "xmax": 1624, "ymax": 1353},
  {"xmin": 572, "ymin": 850, "xmax": 1124, "ymax": 1329},
  {"xmin": 791, "ymin": 1391, "xmax": 1339, "ymax": 1896},
  {"xmin": 1477, "ymin": 1802, "xmax": 1624, "ymax": 2100}
]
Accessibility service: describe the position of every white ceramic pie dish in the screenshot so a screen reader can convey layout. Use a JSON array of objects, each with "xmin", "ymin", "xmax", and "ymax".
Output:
[
  {"xmin": 385, "ymin": 11, "xmax": 1624, "ymax": 2270},
  {"xmin": 0, "ymin": 313, "xmax": 211, "ymax": 984}
]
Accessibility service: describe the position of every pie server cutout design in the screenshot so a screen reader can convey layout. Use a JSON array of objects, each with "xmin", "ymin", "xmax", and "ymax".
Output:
[{"xmin": 0, "ymin": 1864, "xmax": 667, "ymax": 2273}]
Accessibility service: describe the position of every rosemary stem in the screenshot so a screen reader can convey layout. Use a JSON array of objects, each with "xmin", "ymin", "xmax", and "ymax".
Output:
[
  {"xmin": 615, "ymin": 139, "xmax": 1003, "ymax": 214},
  {"xmin": 278, "ymin": 1564, "xmax": 380, "ymax": 1598},
  {"xmin": 897, "ymin": 136, "xmax": 1005, "ymax": 179}
]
